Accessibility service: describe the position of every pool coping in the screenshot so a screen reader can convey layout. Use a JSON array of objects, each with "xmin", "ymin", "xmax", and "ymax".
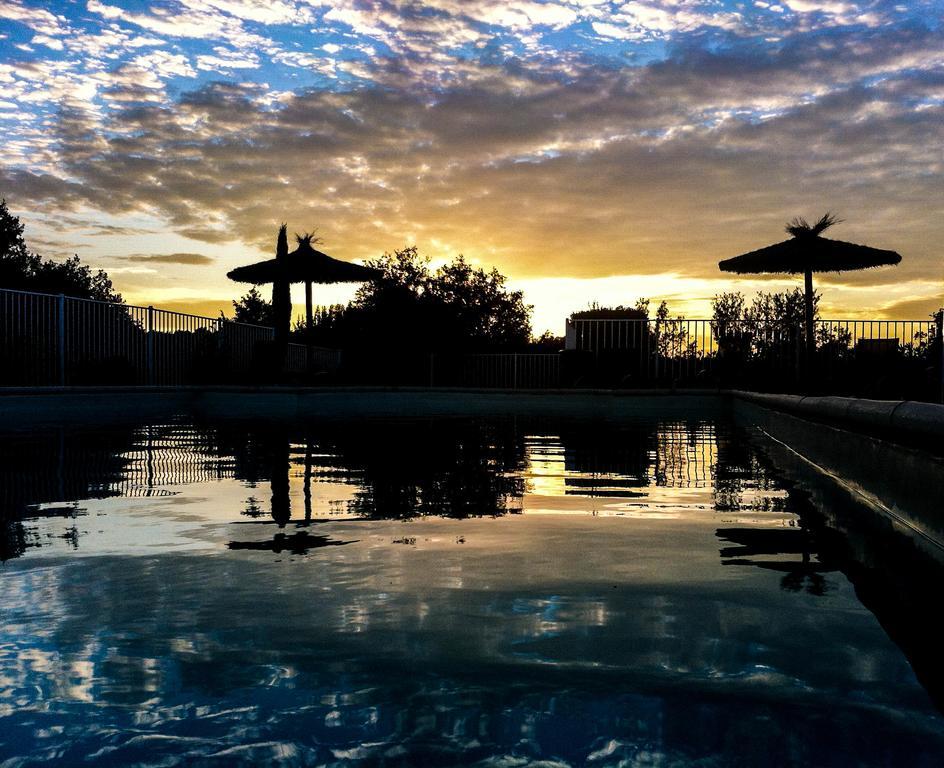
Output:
[
  {"xmin": 729, "ymin": 390, "xmax": 944, "ymax": 446},
  {"xmin": 0, "ymin": 385, "xmax": 941, "ymax": 446}
]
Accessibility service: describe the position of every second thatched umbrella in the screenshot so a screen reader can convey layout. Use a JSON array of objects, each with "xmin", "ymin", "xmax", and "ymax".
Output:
[
  {"xmin": 718, "ymin": 214, "xmax": 901, "ymax": 359},
  {"xmin": 227, "ymin": 230, "xmax": 381, "ymax": 342}
]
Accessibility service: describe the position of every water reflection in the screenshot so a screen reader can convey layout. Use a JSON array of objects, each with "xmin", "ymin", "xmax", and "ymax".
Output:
[
  {"xmin": 717, "ymin": 527, "xmax": 835, "ymax": 595},
  {"xmin": 743, "ymin": 428, "xmax": 944, "ymax": 714},
  {"xmin": 227, "ymin": 530, "xmax": 356, "ymax": 554},
  {"xmin": 317, "ymin": 418, "xmax": 527, "ymax": 519},
  {"xmin": 1, "ymin": 414, "xmax": 943, "ymax": 765}
]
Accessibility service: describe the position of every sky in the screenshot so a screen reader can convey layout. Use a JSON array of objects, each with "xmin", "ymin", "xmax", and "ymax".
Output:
[{"xmin": 0, "ymin": 0, "xmax": 941, "ymax": 334}]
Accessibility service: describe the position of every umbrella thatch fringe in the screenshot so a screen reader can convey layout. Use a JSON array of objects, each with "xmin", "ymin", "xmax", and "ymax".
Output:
[
  {"xmin": 719, "ymin": 235, "xmax": 901, "ymax": 274},
  {"xmin": 786, "ymin": 212, "xmax": 841, "ymax": 239},
  {"xmin": 295, "ymin": 232, "xmax": 323, "ymax": 247}
]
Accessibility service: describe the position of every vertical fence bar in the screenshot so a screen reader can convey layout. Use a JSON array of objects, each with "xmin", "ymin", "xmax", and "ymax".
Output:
[
  {"xmin": 146, "ymin": 305, "xmax": 154, "ymax": 385},
  {"xmin": 57, "ymin": 293, "xmax": 65, "ymax": 386},
  {"xmin": 939, "ymin": 308, "xmax": 944, "ymax": 404}
]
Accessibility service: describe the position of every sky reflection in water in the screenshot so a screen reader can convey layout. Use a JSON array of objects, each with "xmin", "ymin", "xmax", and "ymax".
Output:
[{"xmin": 0, "ymin": 415, "xmax": 943, "ymax": 766}]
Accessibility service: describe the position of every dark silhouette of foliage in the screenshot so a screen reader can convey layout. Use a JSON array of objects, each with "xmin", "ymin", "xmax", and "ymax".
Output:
[
  {"xmin": 571, "ymin": 299, "xmax": 650, "ymax": 320},
  {"xmin": 531, "ymin": 330, "xmax": 565, "ymax": 351},
  {"xmin": 712, "ymin": 289, "xmax": 818, "ymax": 333},
  {"xmin": 296, "ymin": 247, "xmax": 533, "ymax": 351},
  {"xmin": 232, "ymin": 286, "xmax": 274, "ymax": 326},
  {"xmin": 0, "ymin": 199, "xmax": 122, "ymax": 303},
  {"xmin": 711, "ymin": 289, "xmax": 818, "ymax": 366},
  {"xmin": 706, "ymin": 289, "xmax": 944, "ymax": 397}
]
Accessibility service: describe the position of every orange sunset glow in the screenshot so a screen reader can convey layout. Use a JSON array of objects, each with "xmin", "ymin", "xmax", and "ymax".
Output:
[{"xmin": 1, "ymin": 0, "xmax": 941, "ymax": 331}]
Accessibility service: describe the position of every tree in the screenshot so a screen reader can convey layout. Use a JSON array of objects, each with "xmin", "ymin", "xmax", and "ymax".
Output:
[
  {"xmin": 653, "ymin": 299, "xmax": 693, "ymax": 358},
  {"xmin": 232, "ymin": 286, "xmax": 274, "ymax": 326},
  {"xmin": 712, "ymin": 289, "xmax": 818, "ymax": 330},
  {"xmin": 571, "ymin": 299, "xmax": 650, "ymax": 321},
  {"xmin": 744, "ymin": 288, "xmax": 812, "ymax": 326},
  {"xmin": 0, "ymin": 199, "xmax": 36, "ymax": 284},
  {"xmin": 710, "ymin": 289, "xmax": 840, "ymax": 382},
  {"xmin": 300, "ymin": 247, "xmax": 533, "ymax": 351},
  {"xmin": 429, "ymin": 255, "xmax": 531, "ymax": 347},
  {"xmin": 0, "ymin": 199, "xmax": 122, "ymax": 303},
  {"xmin": 711, "ymin": 293, "xmax": 746, "ymax": 335},
  {"xmin": 531, "ymin": 330, "xmax": 564, "ymax": 351}
]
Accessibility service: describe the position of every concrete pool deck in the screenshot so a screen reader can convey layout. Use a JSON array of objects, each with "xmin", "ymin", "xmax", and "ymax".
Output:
[{"xmin": 0, "ymin": 385, "xmax": 941, "ymax": 448}]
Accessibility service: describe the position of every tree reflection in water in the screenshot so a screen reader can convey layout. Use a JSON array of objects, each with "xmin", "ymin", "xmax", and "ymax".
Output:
[
  {"xmin": 208, "ymin": 417, "xmax": 528, "ymax": 524},
  {"xmin": 319, "ymin": 418, "xmax": 527, "ymax": 520}
]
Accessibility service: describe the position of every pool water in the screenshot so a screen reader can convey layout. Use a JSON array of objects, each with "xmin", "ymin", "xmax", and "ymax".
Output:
[{"xmin": 1, "ymin": 413, "xmax": 942, "ymax": 766}]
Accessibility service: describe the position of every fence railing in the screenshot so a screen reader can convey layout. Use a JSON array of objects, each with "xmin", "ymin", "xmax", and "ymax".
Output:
[
  {"xmin": 3, "ymin": 288, "xmax": 941, "ymax": 399},
  {"xmin": 565, "ymin": 316, "xmax": 943, "ymax": 399},
  {"xmin": 1, "ymin": 288, "xmax": 281, "ymax": 386},
  {"xmin": 456, "ymin": 353, "xmax": 560, "ymax": 389},
  {"xmin": 566, "ymin": 317, "xmax": 938, "ymax": 355},
  {"xmin": 285, "ymin": 343, "xmax": 343, "ymax": 376}
]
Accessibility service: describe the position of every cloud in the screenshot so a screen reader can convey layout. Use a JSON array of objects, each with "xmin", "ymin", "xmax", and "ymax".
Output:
[
  {"xmin": 782, "ymin": 0, "xmax": 853, "ymax": 14},
  {"xmin": 30, "ymin": 34, "xmax": 64, "ymax": 51},
  {"xmin": 121, "ymin": 252, "xmax": 215, "ymax": 265},
  {"xmin": 877, "ymin": 295, "xmax": 944, "ymax": 320},
  {"xmin": 1, "ymin": 0, "xmax": 942, "ymax": 321},
  {"xmin": 196, "ymin": 48, "xmax": 260, "ymax": 72},
  {"xmin": 140, "ymin": 297, "xmax": 232, "ymax": 316},
  {"xmin": 0, "ymin": 1, "xmax": 73, "ymax": 38},
  {"xmin": 87, "ymin": 0, "xmax": 232, "ymax": 39}
]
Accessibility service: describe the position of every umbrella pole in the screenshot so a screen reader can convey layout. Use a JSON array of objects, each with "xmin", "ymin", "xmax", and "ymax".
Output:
[
  {"xmin": 804, "ymin": 269, "xmax": 815, "ymax": 378},
  {"xmin": 305, "ymin": 280, "xmax": 313, "ymax": 329},
  {"xmin": 305, "ymin": 280, "xmax": 313, "ymax": 373},
  {"xmin": 303, "ymin": 434, "xmax": 312, "ymax": 524}
]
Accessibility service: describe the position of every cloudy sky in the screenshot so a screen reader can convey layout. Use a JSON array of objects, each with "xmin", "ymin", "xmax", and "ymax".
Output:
[{"xmin": 1, "ymin": 0, "xmax": 941, "ymax": 332}]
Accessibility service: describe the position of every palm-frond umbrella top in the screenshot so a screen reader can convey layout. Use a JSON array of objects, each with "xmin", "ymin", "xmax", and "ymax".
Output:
[
  {"xmin": 718, "ymin": 214, "xmax": 901, "ymax": 275},
  {"xmin": 227, "ymin": 230, "xmax": 381, "ymax": 339},
  {"xmin": 718, "ymin": 213, "xmax": 901, "ymax": 359},
  {"xmin": 227, "ymin": 234, "xmax": 380, "ymax": 286}
]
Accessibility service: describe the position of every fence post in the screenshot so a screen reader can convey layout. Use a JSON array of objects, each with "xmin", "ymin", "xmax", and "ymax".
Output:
[
  {"xmin": 146, "ymin": 305, "xmax": 154, "ymax": 385},
  {"xmin": 429, "ymin": 352, "xmax": 434, "ymax": 387},
  {"xmin": 794, "ymin": 325, "xmax": 802, "ymax": 389},
  {"xmin": 216, "ymin": 317, "xmax": 226, "ymax": 381},
  {"xmin": 938, "ymin": 308, "xmax": 943, "ymax": 404},
  {"xmin": 57, "ymin": 293, "xmax": 65, "ymax": 386},
  {"xmin": 512, "ymin": 353, "xmax": 518, "ymax": 389}
]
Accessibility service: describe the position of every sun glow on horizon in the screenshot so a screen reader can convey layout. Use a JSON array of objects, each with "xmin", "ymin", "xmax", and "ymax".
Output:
[{"xmin": 1, "ymin": 0, "xmax": 942, "ymax": 324}]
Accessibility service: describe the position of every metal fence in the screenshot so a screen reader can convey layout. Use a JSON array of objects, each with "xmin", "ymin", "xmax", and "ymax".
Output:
[
  {"xmin": 3, "ymin": 287, "xmax": 941, "ymax": 398},
  {"xmin": 565, "ymin": 316, "xmax": 943, "ymax": 399},
  {"xmin": 1, "ymin": 288, "xmax": 278, "ymax": 386},
  {"xmin": 456, "ymin": 353, "xmax": 561, "ymax": 389},
  {"xmin": 286, "ymin": 343, "xmax": 342, "ymax": 376},
  {"xmin": 567, "ymin": 317, "xmax": 938, "ymax": 356}
]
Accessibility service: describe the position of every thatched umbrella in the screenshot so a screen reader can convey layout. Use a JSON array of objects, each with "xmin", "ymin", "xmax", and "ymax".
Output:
[
  {"xmin": 227, "ymin": 228, "xmax": 381, "ymax": 339},
  {"xmin": 718, "ymin": 214, "xmax": 901, "ymax": 359}
]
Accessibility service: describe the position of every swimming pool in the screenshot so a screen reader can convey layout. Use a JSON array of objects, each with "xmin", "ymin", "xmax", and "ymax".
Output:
[{"xmin": 1, "ymin": 405, "xmax": 942, "ymax": 766}]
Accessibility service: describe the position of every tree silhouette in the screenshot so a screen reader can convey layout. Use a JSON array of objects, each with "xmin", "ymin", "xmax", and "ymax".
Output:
[
  {"xmin": 296, "ymin": 247, "xmax": 533, "ymax": 351},
  {"xmin": 0, "ymin": 199, "xmax": 122, "ymax": 303},
  {"xmin": 232, "ymin": 286, "xmax": 274, "ymax": 326}
]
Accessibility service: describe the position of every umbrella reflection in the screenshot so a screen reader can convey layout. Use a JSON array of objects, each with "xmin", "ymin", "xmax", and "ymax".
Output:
[
  {"xmin": 270, "ymin": 439, "xmax": 291, "ymax": 528},
  {"xmin": 717, "ymin": 526, "xmax": 837, "ymax": 595},
  {"xmin": 227, "ymin": 531, "xmax": 356, "ymax": 554}
]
